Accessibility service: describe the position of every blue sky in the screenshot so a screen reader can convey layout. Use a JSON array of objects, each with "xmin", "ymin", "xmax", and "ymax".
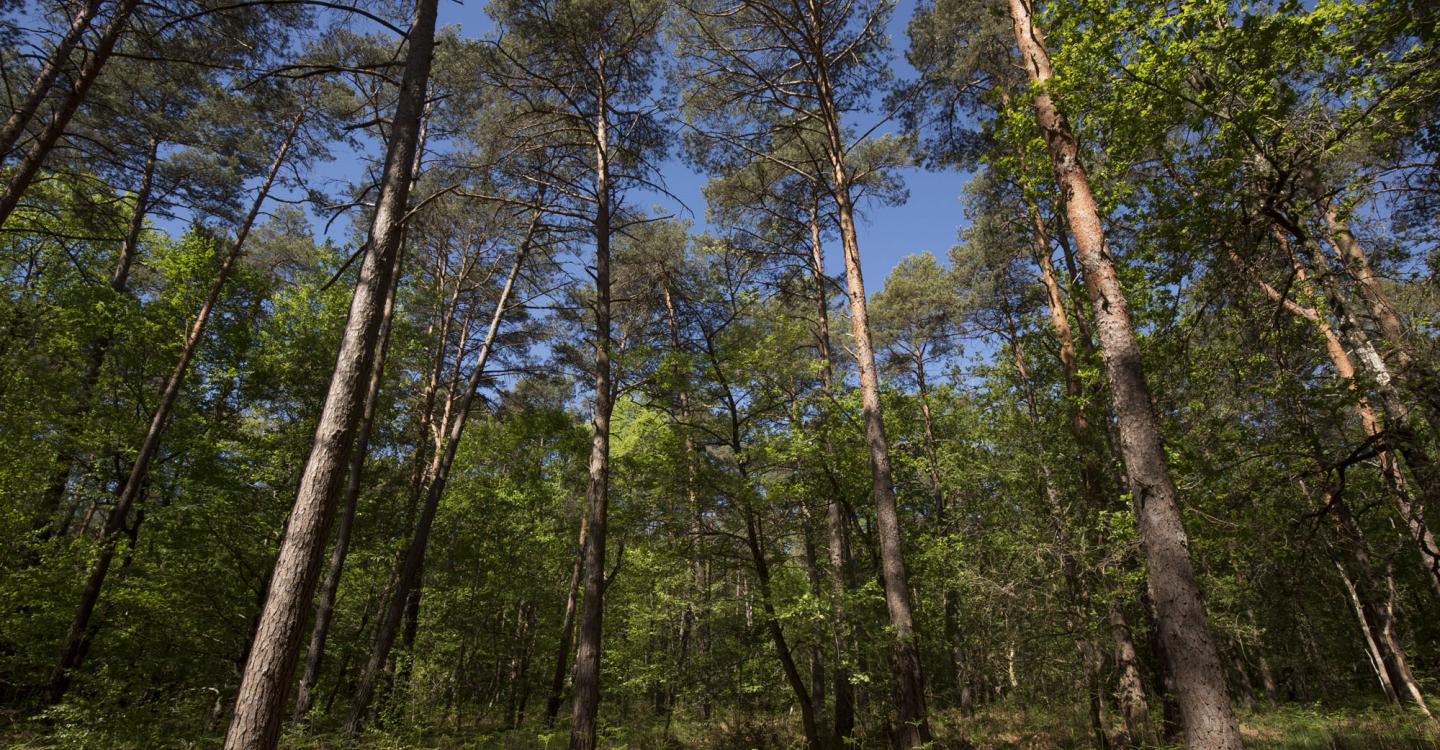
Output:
[{"xmin": 331, "ymin": 0, "xmax": 975, "ymax": 295}]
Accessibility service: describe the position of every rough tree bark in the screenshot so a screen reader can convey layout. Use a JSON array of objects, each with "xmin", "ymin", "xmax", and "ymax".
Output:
[
  {"xmin": 293, "ymin": 243, "xmax": 403, "ymax": 723},
  {"xmin": 807, "ymin": 201, "xmax": 857, "ymax": 744},
  {"xmin": 1033, "ymin": 207, "xmax": 1152, "ymax": 747},
  {"xmin": 569, "ymin": 63, "xmax": 615, "ymax": 748},
  {"xmin": 221, "ymin": 0, "xmax": 437, "ymax": 744},
  {"xmin": 1005, "ymin": 1, "xmax": 1242, "ymax": 746},
  {"xmin": 815, "ymin": 60, "xmax": 932, "ymax": 750}
]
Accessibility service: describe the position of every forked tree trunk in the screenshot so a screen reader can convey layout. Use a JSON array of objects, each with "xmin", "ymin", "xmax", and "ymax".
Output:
[
  {"xmin": 222, "ymin": 1, "xmax": 437, "ymax": 744},
  {"xmin": 46, "ymin": 117, "xmax": 299, "ymax": 704},
  {"xmin": 1006, "ymin": 1, "xmax": 1242, "ymax": 747}
]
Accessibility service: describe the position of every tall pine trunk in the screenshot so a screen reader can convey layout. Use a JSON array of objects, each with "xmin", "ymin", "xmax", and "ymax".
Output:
[
  {"xmin": 570, "ymin": 77, "xmax": 613, "ymax": 750},
  {"xmin": 1006, "ymin": 1, "xmax": 1241, "ymax": 746},
  {"xmin": 807, "ymin": 202, "xmax": 856, "ymax": 743},
  {"xmin": 293, "ymin": 244, "xmax": 403, "ymax": 723},
  {"xmin": 222, "ymin": 1, "xmax": 437, "ymax": 744}
]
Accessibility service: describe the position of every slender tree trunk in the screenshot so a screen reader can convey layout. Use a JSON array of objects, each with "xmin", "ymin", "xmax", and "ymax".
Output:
[
  {"xmin": 809, "ymin": 198, "xmax": 855, "ymax": 745},
  {"xmin": 294, "ymin": 240, "xmax": 403, "ymax": 723},
  {"xmin": 546, "ymin": 515, "xmax": 587, "ymax": 726},
  {"xmin": 222, "ymin": 2, "xmax": 436, "ymax": 744},
  {"xmin": 0, "ymin": 0, "xmax": 141, "ymax": 228},
  {"xmin": 0, "ymin": 0, "xmax": 103, "ymax": 163},
  {"xmin": 345, "ymin": 216, "xmax": 537, "ymax": 733},
  {"xmin": 35, "ymin": 137, "xmax": 157, "ymax": 534},
  {"xmin": 819, "ymin": 99, "xmax": 932, "ymax": 750},
  {"xmin": 569, "ymin": 69, "xmax": 614, "ymax": 750},
  {"xmin": 744, "ymin": 507, "xmax": 821, "ymax": 750},
  {"xmin": 1319, "ymin": 201, "xmax": 1440, "ymax": 436},
  {"xmin": 45, "ymin": 120, "xmax": 297, "ymax": 704},
  {"xmin": 1232, "ymin": 236, "xmax": 1440, "ymax": 597},
  {"xmin": 1004, "ymin": 304, "xmax": 1110, "ymax": 749},
  {"xmin": 1032, "ymin": 200, "xmax": 1151, "ymax": 747},
  {"xmin": 660, "ymin": 278, "xmax": 706, "ymax": 729},
  {"xmin": 1326, "ymin": 494, "xmax": 1433, "ymax": 719},
  {"xmin": 1006, "ymin": 3, "xmax": 1241, "ymax": 747},
  {"xmin": 1267, "ymin": 207, "xmax": 1440, "ymax": 557}
]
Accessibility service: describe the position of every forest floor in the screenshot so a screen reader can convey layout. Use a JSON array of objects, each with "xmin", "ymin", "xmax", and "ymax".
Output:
[{"xmin": 4, "ymin": 700, "xmax": 1438, "ymax": 749}]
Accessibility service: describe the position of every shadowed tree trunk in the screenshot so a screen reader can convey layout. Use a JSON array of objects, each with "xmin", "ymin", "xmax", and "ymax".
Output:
[
  {"xmin": 1230, "ymin": 235, "xmax": 1440, "ymax": 597},
  {"xmin": 808, "ymin": 199, "xmax": 855, "ymax": 744},
  {"xmin": 294, "ymin": 239, "xmax": 404, "ymax": 723},
  {"xmin": 570, "ymin": 56, "xmax": 615, "ymax": 750},
  {"xmin": 221, "ymin": 1, "xmax": 437, "ymax": 744},
  {"xmin": 546, "ymin": 514, "xmax": 587, "ymax": 726}
]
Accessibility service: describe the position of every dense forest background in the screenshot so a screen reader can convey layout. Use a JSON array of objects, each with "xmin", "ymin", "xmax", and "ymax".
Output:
[{"xmin": 1, "ymin": 0, "xmax": 1438, "ymax": 747}]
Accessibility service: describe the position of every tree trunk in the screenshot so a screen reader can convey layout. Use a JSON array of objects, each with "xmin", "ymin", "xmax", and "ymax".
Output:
[
  {"xmin": 0, "ymin": 0, "xmax": 103, "ymax": 162},
  {"xmin": 569, "ymin": 80, "xmax": 613, "ymax": 750},
  {"xmin": 45, "ymin": 120, "xmax": 297, "ymax": 703},
  {"xmin": 546, "ymin": 515, "xmax": 587, "ymax": 726},
  {"xmin": 822, "ymin": 106, "xmax": 932, "ymax": 750},
  {"xmin": 1320, "ymin": 201, "xmax": 1440, "ymax": 436},
  {"xmin": 1006, "ymin": 2, "xmax": 1242, "ymax": 747},
  {"xmin": 221, "ymin": 0, "xmax": 436, "ymax": 744},
  {"xmin": 294, "ymin": 236, "xmax": 403, "ymax": 723},
  {"xmin": 809, "ymin": 197, "xmax": 856, "ymax": 745},
  {"xmin": 1032, "ymin": 199, "xmax": 1150, "ymax": 748},
  {"xmin": 1232, "ymin": 235, "xmax": 1440, "ymax": 597},
  {"xmin": 744, "ymin": 508, "xmax": 822, "ymax": 750},
  {"xmin": 35, "ymin": 136, "xmax": 158, "ymax": 535},
  {"xmin": 0, "ymin": 0, "xmax": 141, "ymax": 228},
  {"xmin": 345, "ymin": 216, "xmax": 537, "ymax": 734}
]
